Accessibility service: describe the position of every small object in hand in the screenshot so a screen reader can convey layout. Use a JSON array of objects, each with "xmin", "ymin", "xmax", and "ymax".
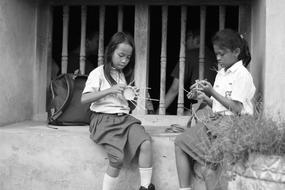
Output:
[
  {"xmin": 187, "ymin": 79, "xmax": 207, "ymax": 99},
  {"xmin": 187, "ymin": 90, "xmax": 198, "ymax": 99},
  {"xmin": 195, "ymin": 79, "xmax": 205, "ymax": 90},
  {"xmin": 123, "ymin": 86, "xmax": 139, "ymax": 101}
]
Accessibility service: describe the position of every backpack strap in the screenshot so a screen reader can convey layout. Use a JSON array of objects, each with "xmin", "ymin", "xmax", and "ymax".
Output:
[{"xmin": 49, "ymin": 74, "xmax": 74, "ymax": 121}]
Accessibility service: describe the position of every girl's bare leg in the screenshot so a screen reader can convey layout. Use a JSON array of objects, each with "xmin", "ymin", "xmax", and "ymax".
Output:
[
  {"xmin": 138, "ymin": 140, "xmax": 153, "ymax": 189},
  {"xmin": 175, "ymin": 145, "xmax": 194, "ymax": 188},
  {"xmin": 138, "ymin": 140, "xmax": 152, "ymax": 167},
  {"xmin": 204, "ymin": 166, "xmax": 220, "ymax": 190},
  {"xmin": 106, "ymin": 165, "xmax": 120, "ymax": 177}
]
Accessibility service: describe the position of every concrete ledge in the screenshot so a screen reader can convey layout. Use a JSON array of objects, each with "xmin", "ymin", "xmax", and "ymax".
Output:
[{"xmin": 0, "ymin": 121, "xmax": 207, "ymax": 190}]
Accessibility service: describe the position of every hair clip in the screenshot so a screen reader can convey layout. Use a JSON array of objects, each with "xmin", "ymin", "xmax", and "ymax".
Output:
[{"xmin": 240, "ymin": 34, "xmax": 244, "ymax": 39}]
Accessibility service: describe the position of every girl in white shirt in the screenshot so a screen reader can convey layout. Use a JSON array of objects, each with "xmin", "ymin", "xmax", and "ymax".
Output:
[
  {"xmin": 174, "ymin": 29, "xmax": 256, "ymax": 190},
  {"xmin": 81, "ymin": 32, "xmax": 155, "ymax": 190}
]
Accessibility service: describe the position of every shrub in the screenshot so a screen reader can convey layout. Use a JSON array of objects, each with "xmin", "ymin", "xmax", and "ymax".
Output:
[{"xmin": 208, "ymin": 114, "xmax": 285, "ymax": 169}]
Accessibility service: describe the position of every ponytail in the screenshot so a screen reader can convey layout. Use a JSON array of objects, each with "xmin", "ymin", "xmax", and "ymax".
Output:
[{"xmin": 239, "ymin": 36, "xmax": 251, "ymax": 67}]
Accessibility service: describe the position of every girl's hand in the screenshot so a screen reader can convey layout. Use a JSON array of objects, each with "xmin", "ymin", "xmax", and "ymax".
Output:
[
  {"xmin": 189, "ymin": 82, "xmax": 202, "ymax": 92},
  {"xmin": 188, "ymin": 79, "xmax": 210, "ymax": 99},
  {"xmin": 199, "ymin": 80, "xmax": 213, "ymax": 95},
  {"xmin": 187, "ymin": 90, "xmax": 198, "ymax": 99},
  {"xmin": 196, "ymin": 90, "xmax": 208, "ymax": 101},
  {"xmin": 187, "ymin": 89, "xmax": 208, "ymax": 101},
  {"xmin": 109, "ymin": 84, "xmax": 126, "ymax": 94}
]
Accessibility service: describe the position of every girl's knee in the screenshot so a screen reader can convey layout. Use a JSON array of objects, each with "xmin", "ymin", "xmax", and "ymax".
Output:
[
  {"xmin": 106, "ymin": 164, "xmax": 121, "ymax": 177},
  {"xmin": 174, "ymin": 133, "xmax": 184, "ymax": 145},
  {"xmin": 174, "ymin": 144, "xmax": 187, "ymax": 158},
  {"xmin": 205, "ymin": 168, "xmax": 216, "ymax": 177},
  {"xmin": 109, "ymin": 154, "xmax": 124, "ymax": 169}
]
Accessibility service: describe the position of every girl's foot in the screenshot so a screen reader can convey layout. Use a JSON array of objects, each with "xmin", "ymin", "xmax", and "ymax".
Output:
[{"xmin": 139, "ymin": 183, "xmax": 155, "ymax": 190}]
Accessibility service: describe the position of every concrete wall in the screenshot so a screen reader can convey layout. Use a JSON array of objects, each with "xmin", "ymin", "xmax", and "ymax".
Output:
[
  {"xmin": 0, "ymin": 123, "xmax": 210, "ymax": 190},
  {"xmin": 250, "ymin": 0, "xmax": 266, "ymax": 96},
  {"xmin": 251, "ymin": 0, "xmax": 285, "ymax": 121},
  {"xmin": 263, "ymin": 0, "xmax": 285, "ymax": 120},
  {"xmin": 0, "ymin": 0, "xmax": 37, "ymax": 126}
]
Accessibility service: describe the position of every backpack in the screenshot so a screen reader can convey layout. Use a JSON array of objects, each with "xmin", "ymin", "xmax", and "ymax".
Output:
[{"xmin": 47, "ymin": 73, "xmax": 91, "ymax": 125}]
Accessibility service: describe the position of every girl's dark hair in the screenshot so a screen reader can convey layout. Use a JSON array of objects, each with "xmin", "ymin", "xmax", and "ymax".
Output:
[
  {"xmin": 103, "ymin": 32, "xmax": 135, "ymax": 85},
  {"xmin": 212, "ymin": 29, "xmax": 251, "ymax": 67}
]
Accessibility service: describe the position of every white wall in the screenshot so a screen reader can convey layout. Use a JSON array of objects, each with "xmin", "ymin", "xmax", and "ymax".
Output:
[
  {"xmin": 263, "ymin": 0, "xmax": 285, "ymax": 120},
  {"xmin": 0, "ymin": 0, "xmax": 37, "ymax": 126},
  {"xmin": 251, "ymin": 0, "xmax": 266, "ymax": 95},
  {"xmin": 251, "ymin": 0, "xmax": 285, "ymax": 121}
]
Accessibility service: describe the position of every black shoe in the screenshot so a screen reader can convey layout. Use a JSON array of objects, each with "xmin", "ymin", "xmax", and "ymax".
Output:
[
  {"xmin": 139, "ymin": 183, "xmax": 155, "ymax": 190},
  {"xmin": 139, "ymin": 186, "xmax": 147, "ymax": 190},
  {"xmin": 148, "ymin": 183, "xmax": 155, "ymax": 190}
]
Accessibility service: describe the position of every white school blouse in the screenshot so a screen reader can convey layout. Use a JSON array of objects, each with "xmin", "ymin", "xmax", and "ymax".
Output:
[
  {"xmin": 82, "ymin": 65, "xmax": 130, "ymax": 114},
  {"xmin": 211, "ymin": 60, "xmax": 256, "ymax": 115}
]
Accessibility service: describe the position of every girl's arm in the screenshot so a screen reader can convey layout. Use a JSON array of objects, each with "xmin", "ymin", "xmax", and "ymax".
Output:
[
  {"xmin": 200, "ymin": 93, "xmax": 213, "ymax": 107},
  {"xmin": 200, "ymin": 80, "xmax": 243, "ymax": 114},
  {"xmin": 81, "ymin": 84, "xmax": 126, "ymax": 104}
]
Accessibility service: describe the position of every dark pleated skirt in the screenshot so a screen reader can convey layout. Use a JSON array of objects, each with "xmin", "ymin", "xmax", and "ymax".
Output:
[
  {"xmin": 89, "ymin": 112, "xmax": 151, "ymax": 165},
  {"xmin": 175, "ymin": 115, "xmax": 232, "ymax": 166}
]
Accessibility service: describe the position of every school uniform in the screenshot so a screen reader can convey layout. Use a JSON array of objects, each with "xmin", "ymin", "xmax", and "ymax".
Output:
[
  {"xmin": 83, "ymin": 65, "xmax": 151, "ymax": 169},
  {"xmin": 175, "ymin": 60, "xmax": 256, "ymax": 166}
]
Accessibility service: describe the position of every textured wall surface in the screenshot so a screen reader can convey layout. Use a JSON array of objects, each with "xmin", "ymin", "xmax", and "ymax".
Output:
[
  {"xmin": 0, "ymin": 0, "xmax": 36, "ymax": 126},
  {"xmin": 228, "ymin": 154, "xmax": 285, "ymax": 190}
]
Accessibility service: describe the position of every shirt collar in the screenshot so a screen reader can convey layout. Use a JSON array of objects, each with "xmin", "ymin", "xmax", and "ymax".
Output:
[{"xmin": 221, "ymin": 60, "xmax": 243, "ymax": 74}]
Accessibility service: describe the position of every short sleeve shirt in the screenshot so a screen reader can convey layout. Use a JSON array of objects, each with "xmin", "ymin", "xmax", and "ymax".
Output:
[
  {"xmin": 211, "ymin": 60, "xmax": 256, "ymax": 115},
  {"xmin": 82, "ymin": 65, "xmax": 130, "ymax": 114}
]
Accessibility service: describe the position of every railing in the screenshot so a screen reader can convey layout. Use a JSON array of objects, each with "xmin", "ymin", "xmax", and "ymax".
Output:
[{"xmin": 53, "ymin": 2, "xmax": 251, "ymax": 116}]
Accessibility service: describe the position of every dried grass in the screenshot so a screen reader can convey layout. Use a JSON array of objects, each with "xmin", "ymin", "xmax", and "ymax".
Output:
[
  {"xmin": 191, "ymin": 95, "xmax": 285, "ymax": 181},
  {"xmin": 202, "ymin": 95, "xmax": 285, "ymax": 169},
  {"xmin": 209, "ymin": 115, "xmax": 285, "ymax": 166}
]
